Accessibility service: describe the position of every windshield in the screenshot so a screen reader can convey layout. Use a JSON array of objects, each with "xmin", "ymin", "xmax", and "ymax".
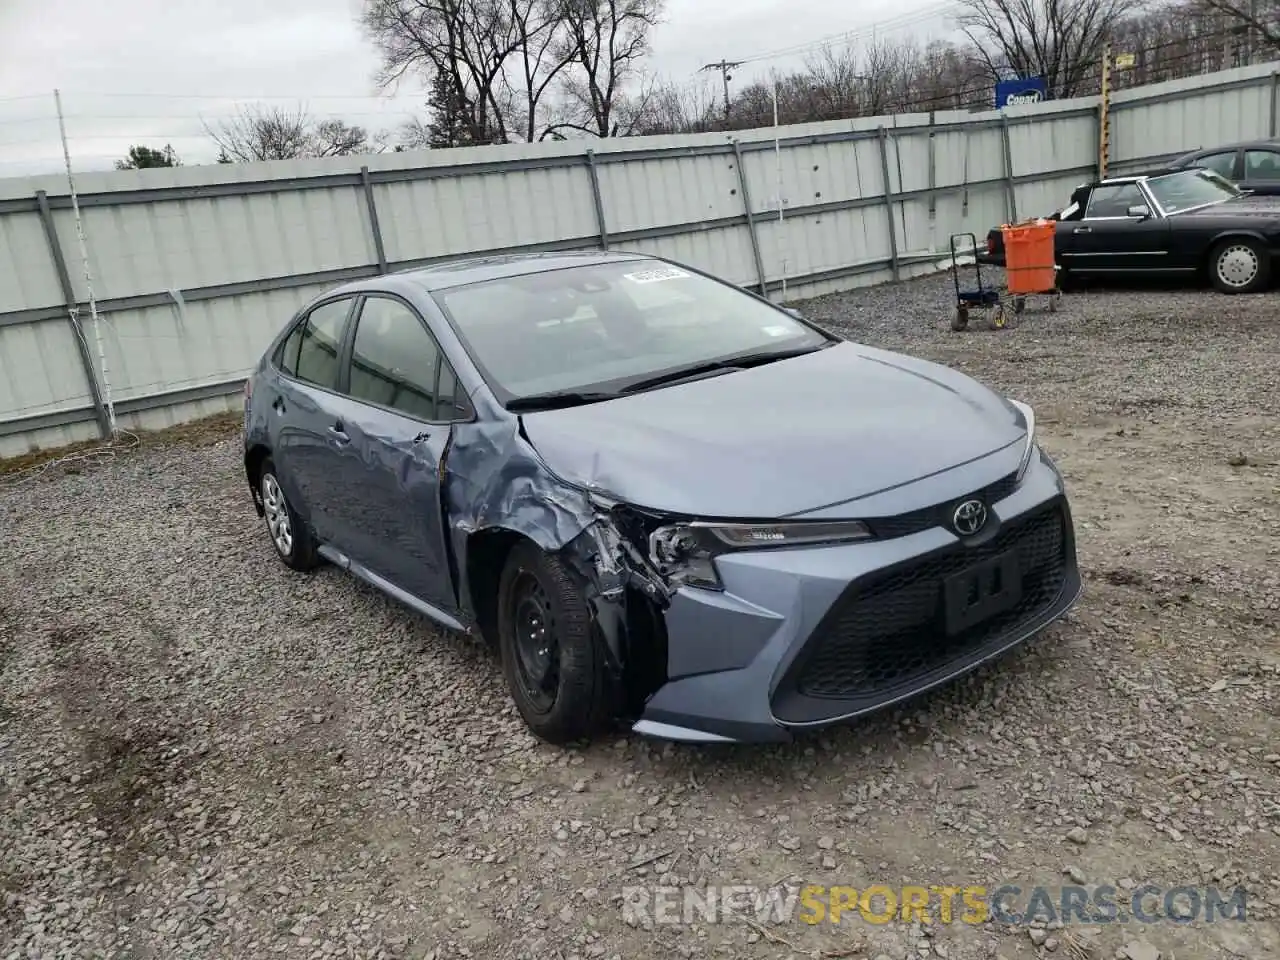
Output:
[
  {"xmin": 1145, "ymin": 168, "xmax": 1241, "ymax": 214},
  {"xmin": 432, "ymin": 261, "xmax": 831, "ymax": 403}
]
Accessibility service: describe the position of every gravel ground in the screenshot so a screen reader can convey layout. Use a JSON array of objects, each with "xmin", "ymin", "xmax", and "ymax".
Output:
[{"xmin": 2, "ymin": 269, "xmax": 1279, "ymax": 960}]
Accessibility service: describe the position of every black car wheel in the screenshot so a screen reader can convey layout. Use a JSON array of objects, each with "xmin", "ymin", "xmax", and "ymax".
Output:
[
  {"xmin": 496, "ymin": 541, "xmax": 614, "ymax": 744},
  {"xmin": 259, "ymin": 458, "xmax": 320, "ymax": 571},
  {"xmin": 1210, "ymin": 238, "xmax": 1270, "ymax": 294}
]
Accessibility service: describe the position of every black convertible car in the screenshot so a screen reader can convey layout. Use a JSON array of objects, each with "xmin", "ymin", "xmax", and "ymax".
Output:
[{"xmin": 978, "ymin": 167, "xmax": 1280, "ymax": 293}]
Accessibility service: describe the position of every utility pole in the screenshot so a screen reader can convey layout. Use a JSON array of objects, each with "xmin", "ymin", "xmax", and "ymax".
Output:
[{"xmin": 701, "ymin": 59, "xmax": 742, "ymax": 122}]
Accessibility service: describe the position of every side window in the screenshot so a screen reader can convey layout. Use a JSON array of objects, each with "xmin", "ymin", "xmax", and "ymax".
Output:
[
  {"xmin": 275, "ymin": 322, "xmax": 306, "ymax": 376},
  {"xmin": 437, "ymin": 362, "xmax": 467, "ymax": 420},
  {"xmin": 1085, "ymin": 183, "xmax": 1144, "ymax": 218},
  {"xmin": 348, "ymin": 296, "xmax": 461, "ymax": 421},
  {"xmin": 1244, "ymin": 150, "xmax": 1280, "ymax": 180},
  {"xmin": 294, "ymin": 299, "xmax": 352, "ymax": 390},
  {"xmin": 1195, "ymin": 151, "xmax": 1238, "ymax": 179}
]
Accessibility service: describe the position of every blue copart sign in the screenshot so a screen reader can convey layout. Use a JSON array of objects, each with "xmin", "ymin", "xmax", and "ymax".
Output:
[{"xmin": 995, "ymin": 77, "xmax": 1048, "ymax": 108}]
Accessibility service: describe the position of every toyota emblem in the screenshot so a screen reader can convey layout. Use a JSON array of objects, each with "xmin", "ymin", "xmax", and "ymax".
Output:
[{"xmin": 952, "ymin": 499, "xmax": 988, "ymax": 536}]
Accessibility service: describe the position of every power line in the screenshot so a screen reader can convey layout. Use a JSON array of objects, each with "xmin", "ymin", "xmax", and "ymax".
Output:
[
  {"xmin": 1, "ymin": 91, "xmax": 428, "ymax": 102},
  {"xmin": 733, "ymin": 2, "xmax": 961, "ymax": 66}
]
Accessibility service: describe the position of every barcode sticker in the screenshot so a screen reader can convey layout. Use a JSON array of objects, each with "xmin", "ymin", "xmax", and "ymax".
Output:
[{"xmin": 623, "ymin": 267, "xmax": 691, "ymax": 284}]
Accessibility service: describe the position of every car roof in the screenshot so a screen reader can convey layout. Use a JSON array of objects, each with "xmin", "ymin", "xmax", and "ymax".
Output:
[
  {"xmin": 395, "ymin": 249, "xmax": 653, "ymax": 292},
  {"xmin": 1175, "ymin": 138, "xmax": 1280, "ymax": 158}
]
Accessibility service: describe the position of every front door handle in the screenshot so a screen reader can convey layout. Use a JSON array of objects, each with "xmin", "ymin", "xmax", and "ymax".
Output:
[
  {"xmin": 328, "ymin": 422, "xmax": 349, "ymax": 444},
  {"xmin": 1072, "ymin": 226, "xmax": 1091, "ymax": 234},
  {"xmin": 413, "ymin": 431, "xmax": 431, "ymax": 443},
  {"xmin": 272, "ymin": 396, "xmax": 286, "ymax": 413}
]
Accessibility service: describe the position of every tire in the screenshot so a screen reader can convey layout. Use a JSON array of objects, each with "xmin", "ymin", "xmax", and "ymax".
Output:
[
  {"xmin": 1210, "ymin": 237, "xmax": 1270, "ymax": 294},
  {"xmin": 496, "ymin": 540, "xmax": 614, "ymax": 744},
  {"xmin": 259, "ymin": 458, "xmax": 320, "ymax": 571},
  {"xmin": 951, "ymin": 306, "xmax": 969, "ymax": 331}
]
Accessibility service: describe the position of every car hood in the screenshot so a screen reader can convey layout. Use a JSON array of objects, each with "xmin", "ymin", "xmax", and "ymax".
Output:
[
  {"xmin": 519, "ymin": 341, "xmax": 1027, "ymax": 518},
  {"xmin": 1177, "ymin": 194, "xmax": 1280, "ymax": 219}
]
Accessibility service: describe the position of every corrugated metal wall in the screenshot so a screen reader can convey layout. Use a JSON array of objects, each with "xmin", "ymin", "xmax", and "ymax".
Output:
[{"xmin": 2, "ymin": 61, "xmax": 1277, "ymax": 457}]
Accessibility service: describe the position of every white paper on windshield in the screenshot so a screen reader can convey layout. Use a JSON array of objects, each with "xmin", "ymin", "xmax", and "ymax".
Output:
[
  {"xmin": 1059, "ymin": 200, "xmax": 1080, "ymax": 219},
  {"xmin": 623, "ymin": 267, "xmax": 691, "ymax": 283},
  {"xmin": 761, "ymin": 325, "xmax": 791, "ymax": 337}
]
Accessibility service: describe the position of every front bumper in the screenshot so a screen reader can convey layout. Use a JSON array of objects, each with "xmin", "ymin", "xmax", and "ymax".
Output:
[{"xmin": 632, "ymin": 449, "xmax": 1081, "ymax": 743}]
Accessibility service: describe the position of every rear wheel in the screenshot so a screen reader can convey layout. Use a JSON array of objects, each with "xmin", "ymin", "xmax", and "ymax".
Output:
[
  {"xmin": 260, "ymin": 458, "xmax": 320, "ymax": 571},
  {"xmin": 951, "ymin": 306, "xmax": 969, "ymax": 331},
  {"xmin": 496, "ymin": 541, "xmax": 614, "ymax": 744},
  {"xmin": 1210, "ymin": 238, "xmax": 1270, "ymax": 294}
]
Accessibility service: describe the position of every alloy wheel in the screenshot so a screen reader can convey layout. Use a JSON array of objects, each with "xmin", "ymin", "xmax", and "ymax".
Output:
[
  {"xmin": 261, "ymin": 473, "xmax": 294, "ymax": 557},
  {"xmin": 1217, "ymin": 244, "xmax": 1259, "ymax": 289}
]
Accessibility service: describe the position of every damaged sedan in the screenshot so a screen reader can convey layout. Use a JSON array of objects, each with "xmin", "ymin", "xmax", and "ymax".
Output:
[{"xmin": 242, "ymin": 251, "xmax": 1081, "ymax": 745}]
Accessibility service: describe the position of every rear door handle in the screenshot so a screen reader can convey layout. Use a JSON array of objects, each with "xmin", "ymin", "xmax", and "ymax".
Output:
[
  {"xmin": 328, "ymin": 422, "xmax": 349, "ymax": 444},
  {"xmin": 1072, "ymin": 226, "xmax": 1091, "ymax": 234},
  {"xmin": 272, "ymin": 396, "xmax": 286, "ymax": 413}
]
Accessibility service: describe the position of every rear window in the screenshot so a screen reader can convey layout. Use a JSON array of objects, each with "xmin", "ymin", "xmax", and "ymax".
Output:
[{"xmin": 275, "ymin": 323, "xmax": 305, "ymax": 376}]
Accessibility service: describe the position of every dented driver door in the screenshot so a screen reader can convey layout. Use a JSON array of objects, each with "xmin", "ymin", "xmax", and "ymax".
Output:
[{"xmin": 334, "ymin": 295, "xmax": 461, "ymax": 613}]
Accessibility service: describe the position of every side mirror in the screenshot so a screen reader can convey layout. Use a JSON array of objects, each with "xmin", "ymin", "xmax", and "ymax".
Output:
[
  {"xmin": 783, "ymin": 307, "xmax": 804, "ymax": 320},
  {"xmin": 1127, "ymin": 204, "xmax": 1152, "ymax": 219}
]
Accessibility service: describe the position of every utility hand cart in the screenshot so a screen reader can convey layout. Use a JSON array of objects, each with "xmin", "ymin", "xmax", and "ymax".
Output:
[{"xmin": 948, "ymin": 225, "xmax": 1062, "ymax": 332}]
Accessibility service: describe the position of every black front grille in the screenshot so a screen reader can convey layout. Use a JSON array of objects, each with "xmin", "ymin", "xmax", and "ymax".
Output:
[
  {"xmin": 794, "ymin": 504, "xmax": 1067, "ymax": 700},
  {"xmin": 866, "ymin": 472, "xmax": 1020, "ymax": 540}
]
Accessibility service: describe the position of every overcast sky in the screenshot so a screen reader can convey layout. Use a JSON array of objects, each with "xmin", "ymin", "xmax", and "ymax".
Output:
[{"xmin": 0, "ymin": 0, "xmax": 955, "ymax": 178}]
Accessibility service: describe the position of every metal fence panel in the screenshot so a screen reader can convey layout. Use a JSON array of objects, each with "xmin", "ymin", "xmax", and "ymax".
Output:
[{"xmin": 3, "ymin": 62, "xmax": 1277, "ymax": 454}]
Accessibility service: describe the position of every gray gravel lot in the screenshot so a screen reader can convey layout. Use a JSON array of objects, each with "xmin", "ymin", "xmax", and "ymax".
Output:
[{"xmin": 2, "ymin": 269, "xmax": 1279, "ymax": 960}]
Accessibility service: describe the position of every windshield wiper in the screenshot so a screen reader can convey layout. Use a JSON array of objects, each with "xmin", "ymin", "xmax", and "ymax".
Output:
[
  {"xmin": 619, "ymin": 342, "xmax": 833, "ymax": 394},
  {"xmin": 506, "ymin": 390, "xmax": 621, "ymax": 412}
]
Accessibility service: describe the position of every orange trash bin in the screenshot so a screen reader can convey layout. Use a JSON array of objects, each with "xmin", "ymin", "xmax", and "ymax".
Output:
[{"xmin": 1000, "ymin": 219, "xmax": 1057, "ymax": 295}]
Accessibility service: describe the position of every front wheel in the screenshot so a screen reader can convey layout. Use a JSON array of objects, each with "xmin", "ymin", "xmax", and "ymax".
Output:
[
  {"xmin": 496, "ymin": 541, "xmax": 614, "ymax": 744},
  {"xmin": 1210, "ymin": 238, "xmax": 1270, "ymax": 294}
]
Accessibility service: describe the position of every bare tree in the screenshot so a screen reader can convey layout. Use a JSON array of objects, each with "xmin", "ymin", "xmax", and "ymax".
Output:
[
  {"xmin": 204, "ymin": 104, "xmax": 372, "ymax": 161},
  {"xmin": 545, "ymin": 0, "xmax": 665, "ymax": 138},
  {"xmin": 361, "ymin": 0, "xmax": 520, "ymax": 144},
  {"xmin": 1196, "ymin": 0, "xmax": 1280, "ymax": 54},
  {"xmin": 955, "ymin": 0, "xmax": 1132, "ymax": 97},
  {"xmin": 504, "ymin": 0, "xmax": 578, "ymax": 141},
  {"xmin": 803, "ymin": 45, "xmax": 870, "ymax": 121},
  {"xmin": 628, "ymin": 76, "xmax": 719, "ymax": 134}
]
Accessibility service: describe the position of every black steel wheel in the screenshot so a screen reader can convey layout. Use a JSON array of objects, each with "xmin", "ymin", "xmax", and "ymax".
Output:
[
  {"xmin": 508, "ymin": 570, "xmax": 560, "ymax": 714},
  {"xmin": 496, "ymin": 540, "xmax": 615, "ymax": 744}
]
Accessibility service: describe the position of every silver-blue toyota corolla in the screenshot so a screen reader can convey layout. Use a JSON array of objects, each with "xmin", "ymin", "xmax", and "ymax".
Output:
[{"xmin": 242, "ymin": 251, "xmax": 1081, "ymax": 745}]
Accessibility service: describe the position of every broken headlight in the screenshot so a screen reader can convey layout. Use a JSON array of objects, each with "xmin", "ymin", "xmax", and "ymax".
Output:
[
  {"xmin": 648, "ymin": 520, "xmax": 872, "ymax": 590},
  {"xmin": 1008, "ymin": 398, "xmax": 1037, "ymax": 483}
]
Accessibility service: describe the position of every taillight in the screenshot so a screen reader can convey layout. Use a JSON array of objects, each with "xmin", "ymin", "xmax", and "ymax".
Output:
[
  {"xmin": 987, "ymin": 235, "xmax": 996, "ymax": 254},
  {"xmin": 243, "ymin": 379, "xmax": 252, "ymax": 401}
]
